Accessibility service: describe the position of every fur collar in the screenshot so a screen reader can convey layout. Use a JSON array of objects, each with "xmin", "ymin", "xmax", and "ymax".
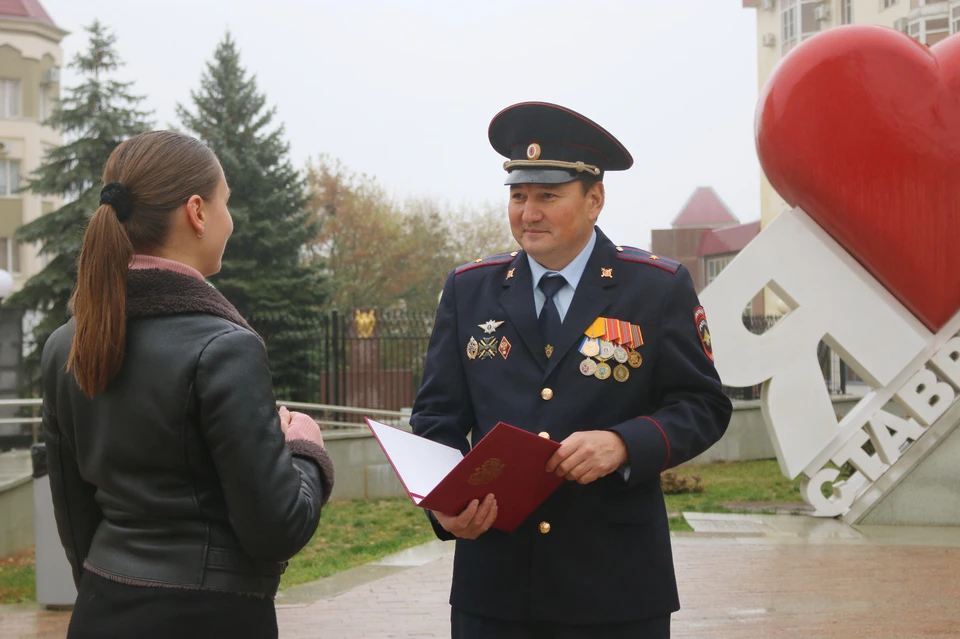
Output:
[{"xmin": 126, "ymin": 269, "xmax": 258, "ymax": 338}]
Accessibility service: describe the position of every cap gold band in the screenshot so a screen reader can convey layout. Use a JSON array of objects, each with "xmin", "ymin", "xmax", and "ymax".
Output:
[{"xmin": 502, "ymin": 159, "xmax": 602, "ymax": 175}]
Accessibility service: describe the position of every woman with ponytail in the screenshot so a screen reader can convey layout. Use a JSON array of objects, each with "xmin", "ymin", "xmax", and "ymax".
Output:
[{"xmin": 40, "ymin": 131, "xmax": 333, "ymax": 639}]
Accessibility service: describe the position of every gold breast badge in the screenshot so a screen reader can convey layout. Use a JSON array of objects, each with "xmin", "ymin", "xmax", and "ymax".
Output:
[
  {"xmin": 595, "ymin": 362, "xmax": 612, "ymax": 380},
  {"xmin": 466, "ymin": 336, "xmax": 479, "ymax": 360},
  {"xmin": 613, "ymin": 364, "xmax": 630, "ymax": 382}
]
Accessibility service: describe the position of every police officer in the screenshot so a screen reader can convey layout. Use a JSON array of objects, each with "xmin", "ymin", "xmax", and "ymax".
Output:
[{"xmin": 410, "ymin": 102, "xmax": 732, "ymax": 639}]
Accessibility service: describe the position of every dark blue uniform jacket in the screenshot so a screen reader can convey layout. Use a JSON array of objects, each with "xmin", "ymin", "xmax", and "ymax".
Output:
[{"xmin": 411, "ymin": 227, "xmax": 732, "ymax": 624}]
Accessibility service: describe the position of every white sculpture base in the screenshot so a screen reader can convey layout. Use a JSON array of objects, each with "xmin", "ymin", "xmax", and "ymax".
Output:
[{"xmin": 847, "ymin": 399, "xmax": 960, "ymax": 527}]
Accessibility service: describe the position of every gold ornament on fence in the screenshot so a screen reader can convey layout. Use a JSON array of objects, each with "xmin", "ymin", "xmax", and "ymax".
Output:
[{"xmin": 354, "ymin": 309, "xmax": 377, "ymax": 339}]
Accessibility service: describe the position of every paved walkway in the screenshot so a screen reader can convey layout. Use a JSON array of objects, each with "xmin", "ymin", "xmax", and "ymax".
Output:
[{"xmin": 2, "ymin": 514, "xmax": 959, "ymax": 638}]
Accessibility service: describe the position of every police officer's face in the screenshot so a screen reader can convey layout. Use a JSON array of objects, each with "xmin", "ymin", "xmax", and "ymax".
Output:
[{"xmin": 508, "ymin": 181, "xmax": 604, "ymax": 270}]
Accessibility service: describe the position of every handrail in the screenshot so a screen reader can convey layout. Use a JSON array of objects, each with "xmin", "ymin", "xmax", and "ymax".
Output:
[
  {"xmin": 0, "ymin": 399, "xmax": 41, "ymax": 407},
  {"xmin": 0, "ymin": 398, "xmax": 406, "ymax": 431},
  {"xmin": 278, "ymin": 401, "xmax": 406, "ymax": 420}
]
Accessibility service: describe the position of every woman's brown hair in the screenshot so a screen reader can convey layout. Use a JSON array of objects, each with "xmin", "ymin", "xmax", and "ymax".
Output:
[{"xmin": 68, "ymin": 131, "xmax": 222, "ymax": 398}]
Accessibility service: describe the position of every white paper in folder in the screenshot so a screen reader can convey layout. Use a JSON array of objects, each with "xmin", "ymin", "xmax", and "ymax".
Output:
[{"xmin": 365, "ymin": 418, "xmax": 464, "ymax": 503}]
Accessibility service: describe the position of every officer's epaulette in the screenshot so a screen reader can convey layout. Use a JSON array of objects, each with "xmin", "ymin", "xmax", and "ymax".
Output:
[
  {"xmin": 455, "ymin": 251, "xmax": 518, "ymax": 275},
  {"xmin": 615, "ymin": 246, "xmax": 681, "ymax": 274}
]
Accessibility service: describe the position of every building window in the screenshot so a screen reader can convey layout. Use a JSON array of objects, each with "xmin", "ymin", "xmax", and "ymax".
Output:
[
  {"xmin": 0, "ymin": 160, "xmax": 21, "ymax": 196},
  {"xmin": 799, "ymin": 0, "xmax": 825, "ymax": 37},
  {"xmin": 0, "ymin": 80, "xmax": 21, "ymax": 118},
  {"xmin": 782, "ymin": 0, "xmax": 798, "ymax": 53},
  {"xmin": 909, "ymin": 11, "xmax": 951, "ymax": 44},
  {"xmin": 705, "ymin": 255, "xmax": 735, "ymax": 286},
  {"xmin": 842, "ymin": 0, "xmax": 854, "ymax": 23},
  {"xmin": 883, "ymin": 0, "xmax": 900, "ymax": 8},
  {"xmin": 952, "ymin": 2, "xmax": 960, "ymax": 32},
  {"xmin": 782, "ymin": 0, "xmax": 824, "ymax": 54},
  {"xmin": 39, "ymin": 86, "xmax": 48, "ymax": 123},
  {"xmin": 926, "ymin": 17, "xmax": 951, "ymax": 43},
  {"xmin": 0, "ymin": 238, "xmax": 21, "ymax": 274}
]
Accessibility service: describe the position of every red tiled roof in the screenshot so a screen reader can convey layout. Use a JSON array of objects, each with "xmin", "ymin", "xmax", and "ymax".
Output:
[
  {"xmin": 743, "ymin": 0, "xmax": 759, "ymax": 7},
  {"xmin": 0, "ymin": 0, "xmax": 55, "ymax": 26},
  {"xmin": 697, "ymin": 221, "xmax": 761, "ymax": 257},
  {"xmin": 671, "ymin": 187, "xmax": 740, "ymax": 228}
]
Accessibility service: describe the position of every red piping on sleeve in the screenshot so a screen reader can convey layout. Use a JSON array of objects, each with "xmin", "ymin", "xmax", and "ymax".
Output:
[{"xmin": 638, "ymin": 416, "xmax": 671, "ymax": 472}]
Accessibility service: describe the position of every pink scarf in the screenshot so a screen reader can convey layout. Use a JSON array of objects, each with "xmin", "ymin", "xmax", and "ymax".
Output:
[{"xmin": 129, "ymin": 254, "xmax": 205, "ymax": 281}]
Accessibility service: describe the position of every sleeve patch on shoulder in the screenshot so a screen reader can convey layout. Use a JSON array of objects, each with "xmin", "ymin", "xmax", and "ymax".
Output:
[
  {"xmin": 615, "ymin": 247, "xmax": 680, "ymax": 274},
  {"xmin": 695, "ymin": 306, "xmax": 714, "ymax": 362}
]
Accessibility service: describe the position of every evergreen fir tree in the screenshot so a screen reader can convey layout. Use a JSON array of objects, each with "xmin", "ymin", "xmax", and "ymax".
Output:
[
  {"xmin": 177, "ymin": 33, "xmax": 326, "ymax": 401},
  {"xmin": 7, "ymin": 21, "xmax": 151, "ymax": 389}
]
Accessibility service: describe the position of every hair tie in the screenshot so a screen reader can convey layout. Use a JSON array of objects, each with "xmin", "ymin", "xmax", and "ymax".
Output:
[{"xmin": 99, "ymin": 182, "xmax": 133, "ymax": 221}]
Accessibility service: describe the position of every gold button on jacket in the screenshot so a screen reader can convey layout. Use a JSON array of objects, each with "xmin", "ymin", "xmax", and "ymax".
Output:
[
  {"xmin": 541, "ymin": 388, "xmax": 554, "ymax": 400},
  {"xmin": 539, "ymin": 521, "xmax": 551, "ymax": 534}
]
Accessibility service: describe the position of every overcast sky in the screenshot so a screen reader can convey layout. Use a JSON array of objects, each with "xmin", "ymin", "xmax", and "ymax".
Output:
[{"xmin": 41, "ymin": 0, "xmax": 761, "ymax": 249}]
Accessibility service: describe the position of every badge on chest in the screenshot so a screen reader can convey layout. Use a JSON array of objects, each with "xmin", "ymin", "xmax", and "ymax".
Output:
[
  {"xmin": 466, "ymin": 319, "xmax": 512, "ymax": 361},
  {"xmin": 579, "ymin": 317, "xmax": 643, "ymax": 382}
]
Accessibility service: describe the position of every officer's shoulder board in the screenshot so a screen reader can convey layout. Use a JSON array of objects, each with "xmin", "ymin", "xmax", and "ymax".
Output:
[
  {"xmin": 455, "ymin": 251, "xmax": 518, "ymax": 275},
  {"xmin": 615, "ymin": 246, "xmax": 680, "ymax": 274}
]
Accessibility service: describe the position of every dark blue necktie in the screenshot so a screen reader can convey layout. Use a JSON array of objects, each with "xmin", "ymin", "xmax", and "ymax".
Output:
[{"xmin": 538, "ymin": 273, "xmax": 566, "ymax": 358}]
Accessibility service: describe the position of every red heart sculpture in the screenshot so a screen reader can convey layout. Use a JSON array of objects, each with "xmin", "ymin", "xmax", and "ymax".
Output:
[{"xmin": 756, "ymin": 26, "xmax": 960, "ymax": 332}]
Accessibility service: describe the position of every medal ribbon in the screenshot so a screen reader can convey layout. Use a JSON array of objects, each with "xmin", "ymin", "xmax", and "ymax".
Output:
[
  {"xmin": 585, "ymin": 317, "xmax": 605, "ymax": 338},
  {"xmin": 588, "ymin": 317, "xmax": 643, "ymax": 348},
  {"xmin": 631, "ymin": 323, "xmax": 643, "ymax": 347},
  {"xmin": 618, "ymin": 320, "xmax": 631, "ymax": 348}
]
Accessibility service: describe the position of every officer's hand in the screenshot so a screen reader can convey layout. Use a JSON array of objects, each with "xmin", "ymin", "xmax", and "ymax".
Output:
[
  {"xmin": 545, "ymin": 431, "xmax": 628, "ymax": 484},
  {"xmin": 432, "ymin": 493, "xmax": 498, "ymax": 540}
]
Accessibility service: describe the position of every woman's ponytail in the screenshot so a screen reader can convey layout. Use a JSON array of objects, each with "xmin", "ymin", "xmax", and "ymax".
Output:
[{"xmin": 66, "ymin": 196, "xmax": 134, "ymax": 398}]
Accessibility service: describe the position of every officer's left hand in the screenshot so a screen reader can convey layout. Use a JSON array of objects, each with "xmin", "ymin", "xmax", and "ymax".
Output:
[{"xmin": 545, "ymin": 431, "xmax": 628, "ymax": 484}]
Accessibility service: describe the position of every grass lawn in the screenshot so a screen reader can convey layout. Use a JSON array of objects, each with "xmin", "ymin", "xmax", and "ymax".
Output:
[
  {"xmin": 0, "ymin": 459, "xmax": 801, "ymax": 603},
  {"xmin": 0, "ymin": 550, "xmax": 35, "ymax": 604},
  {"xmin": 280, "ymin": 497, "xmax": 435, "ymax": 589},
  {"xmin": 664, "ymin": 459, "xmax": 803, "ymax": 515}
]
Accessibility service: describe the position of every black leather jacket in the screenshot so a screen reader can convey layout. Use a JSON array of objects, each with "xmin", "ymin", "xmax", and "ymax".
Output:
[{"xmin": 41, "ymin": 268, "xmax": 333, "ymax": 598}]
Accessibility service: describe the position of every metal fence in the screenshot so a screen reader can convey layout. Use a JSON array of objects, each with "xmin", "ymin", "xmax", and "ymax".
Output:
[{"xmin": 315, "ymin": 309, "xmax": 435, "ymax": 423}]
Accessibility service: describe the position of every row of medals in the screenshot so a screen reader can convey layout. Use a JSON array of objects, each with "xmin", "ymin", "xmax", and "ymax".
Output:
[{"xmin": 578, "ymin": 337, "xmax": 641, "ymax": 382}]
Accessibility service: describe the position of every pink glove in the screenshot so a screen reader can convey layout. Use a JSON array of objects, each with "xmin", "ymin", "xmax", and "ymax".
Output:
[{"xmin": 279, "ymin": 406, "xmax": 325, "ymax": 449}]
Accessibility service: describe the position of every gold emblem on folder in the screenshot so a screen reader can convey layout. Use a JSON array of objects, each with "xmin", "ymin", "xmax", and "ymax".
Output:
[{"xmin": 468, "ymin": 458, "xmax": 506, "ymax": 485}]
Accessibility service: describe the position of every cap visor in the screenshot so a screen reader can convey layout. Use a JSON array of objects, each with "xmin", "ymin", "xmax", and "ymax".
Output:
[{"xmin": 504, "ymin": 168, "xmax": 578, "ymax": 185}]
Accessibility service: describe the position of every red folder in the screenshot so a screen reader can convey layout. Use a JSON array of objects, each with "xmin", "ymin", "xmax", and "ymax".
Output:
[{"xmin": 366, "ymin": 419, "xmax": 564, "ymax": 532}]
